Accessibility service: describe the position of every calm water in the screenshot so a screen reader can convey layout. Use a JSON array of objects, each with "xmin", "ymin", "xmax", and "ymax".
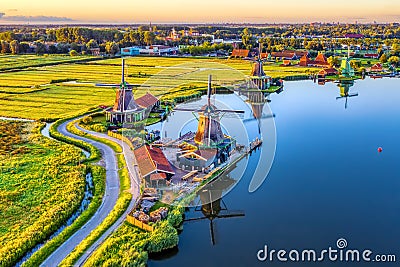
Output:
[{"xmin": 148, "ymin": 78, "xmax": 400, "ymax": 267}]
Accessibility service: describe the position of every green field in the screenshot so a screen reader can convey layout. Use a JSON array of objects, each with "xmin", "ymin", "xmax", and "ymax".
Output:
[
  {"xmin": 0, "ymin": 54, "xmax": 97, "ymax": 72},
  {"xmin": 0, "ymin": 120, "xmax": 86, "ymax": 266},
  {"xmin": 0, "ymin": 55, "xmax": 319, "ymax": 120}
]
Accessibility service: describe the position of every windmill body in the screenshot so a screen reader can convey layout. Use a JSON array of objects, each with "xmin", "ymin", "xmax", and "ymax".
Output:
[
  {"xmin": 194, "ymin": 104, "xmax": 225, "ymax": 146},
  {"xmin": 173, "ymin": 75, "xmax": 244, "ymax": 172},
  {"xmin": 98, "ymin": 59, "xmax": 145, "ymax": 125}
]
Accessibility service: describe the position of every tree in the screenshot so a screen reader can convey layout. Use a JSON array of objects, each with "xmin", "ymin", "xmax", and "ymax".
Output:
[
  {"xmin": 70, "ymin": 42, "xmax": 80, "ymax": 52},
  {"xmin": 48, "ymin": 45, "xmax": 58, "ymax": 54},
  {"xmin": 69, "ymin": 49, "xmax": 79, "ymax": 56},
  {"xmin": 1, "ymin": 41, "xmax": 10, "ymax": 54},
  {"xmin": 105, "ymin": 41, "xmax": 119, "ymax": 55},
  {"xmin": 391, "ymin": 43, "xmax": 400, "ymax": 56},
  {"xmin": 35, "ymin": 42, "xmax": 47, "ymax": 54},
  {"xmin": 86, "ymin": 39, "xmax": 99, "ymax": 50},
  {"xmin": 350, "ymin": 60, "xmax": 360, "ymax": 69},
  {"xmin": 241, "ymin": 28, "xmax": 253, "ymax": 49},
  {"xmin": 388, "ymin": 56, "xmax": 399, "ymax": 66},
  {"xmin": 327, "ymin": 56, "xmax": 340, "ymax": 67},
  {"xmin": 379, "ymin": 54, "xmax": 388, "ymax": 63},
  {"xmin": 143, "ymin": 31, "xmax": 156, "ymax": 46},
  {"xmin": 9, "ymin": 40, "xmax": 19, "ymax": 54},
  {"xmin": 19, "ymin": 42, "xmax": 30, "ymax": 54}
]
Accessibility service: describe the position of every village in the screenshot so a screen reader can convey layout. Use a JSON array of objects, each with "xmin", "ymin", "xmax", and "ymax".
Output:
[
  {"xmin": 85, "ymin": 35, "xmax": 398, "ymax": 228},
  {"xmin": 1, "ymin": 14, "xmax": 400, "ymax": 266}
]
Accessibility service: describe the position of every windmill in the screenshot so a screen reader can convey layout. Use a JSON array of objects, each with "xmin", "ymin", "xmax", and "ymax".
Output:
[
  {"xmin": 336, "ymin": 81, "xmax": 358, "ymax": 109},
  {"xmin": 245, "ymin": 42, "xmax": 272, "ymax": 90},
  {"xmin": 173, "ymin": 75, "xmax": 244, "ymax": 148},
  {"xmin": 96, "ymin": 58, "xmax": 147, "ymax": 125},
  {"xmin": 184, "ymin": 175, "xmax": 244, "ymax": 245},
  {"xmin": 222, "ymin": 43, "xmax": 276, "ymax": 134}
]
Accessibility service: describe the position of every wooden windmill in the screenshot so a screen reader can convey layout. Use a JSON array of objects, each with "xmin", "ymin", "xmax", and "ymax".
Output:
[
  {"xmin": 246, "ymin": 43, "xmax": 272, "ymax": 90},
  {"xmin": 96, "ymin": 58, "xmax": 147, "ymax": 125},
  {"xmin": 173, "ymin": 75, "xmax": 244, "ymax": 147}
]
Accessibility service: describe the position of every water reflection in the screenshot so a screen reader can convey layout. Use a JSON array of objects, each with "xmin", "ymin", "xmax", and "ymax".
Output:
[
  {"xmin": 336, "ymin": 81, "xmax": 358, "ymax": 109},
  {"xmin": 185, "ymin": 166, "xmax": 245, "ymax": 245}
]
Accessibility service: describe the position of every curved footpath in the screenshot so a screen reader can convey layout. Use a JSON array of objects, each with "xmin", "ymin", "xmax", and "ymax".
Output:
[{"xmin": 40, "ymin": 121, "xmax": 140, "ymax": 267}]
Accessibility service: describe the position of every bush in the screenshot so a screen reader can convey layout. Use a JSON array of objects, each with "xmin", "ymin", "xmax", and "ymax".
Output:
[
  {"xmin": 146, "ymin": 221, "xmax": 179, "ymax": 253},
  {"xmin": 69, "ymin": 50, "xmax": 79, "ymax": 56}
]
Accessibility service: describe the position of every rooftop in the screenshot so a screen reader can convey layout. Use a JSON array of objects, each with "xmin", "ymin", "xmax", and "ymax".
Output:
[{"xmin": 134, "ymin": 145, "xmax": 175, "ymax": 177}]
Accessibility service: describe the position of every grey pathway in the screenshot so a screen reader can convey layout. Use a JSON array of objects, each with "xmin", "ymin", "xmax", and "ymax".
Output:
[{"xmin": 40, "ymin": 121, "xmax": 140, "ymax": 266}]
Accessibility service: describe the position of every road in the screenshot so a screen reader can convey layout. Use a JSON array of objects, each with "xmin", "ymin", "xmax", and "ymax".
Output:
[
  {"xmin": 40, "ymin": 121, "xmax": 140, "ymax": 267},
  {"xmin": 74, "ymin": 124, "xmax": 140, "ymax": 267}
]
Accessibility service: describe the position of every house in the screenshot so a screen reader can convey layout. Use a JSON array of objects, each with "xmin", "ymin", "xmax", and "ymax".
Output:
[
  {"xmin": 282, "ymin": 60, "xmax": 292, "ymax": 66},
  {"xmin": 314, "ymin": 53, "xmax": 330, "ymax": 67},
  {"xmin": 90, "ymin": 48, "xmax": 100, "ymax": 56},
  {"xmin": 230, "ymin": 49, "xmax": 250, "ymax": 58},
  {"xmin": 345, "ymin": 33, "xmax": 364, "ymax": 39},
  {"xmin": 318, "ymin": 68, "xmax": 338, "ymax": 77},
  {"xmin": 177, "ymin": 149, "xmax": 217, "ymax": 172},
  {"xmin": 121, "ymin": 47, "xmax": 140, "ymax": 56},
  {"xmin": 139, "ymin": 45, "xmax": 178, "ymax": 55},
  {"xmin": 134, "ymin": 145, "xmax": 175, "ymax": 183},
  {"xmin": 299, "ymin": 53, "xmax": 330, "ymax": 67},
  {"xmin": 370, "ymin": 63, "xmax": 383, "ymax": 72},
  {"xmin": 271, "ymin": 51, "xmax": 296, "ymax": 60},
  {"xmin": 364, "ymin": 53, "xmax": 379, "ymax": 59},
  {"xmin": 136, "ymin": 93, "xmax": 160, "ymax": 113},
  {"xmin": 299, "ymin": 55, "xmax": 313, "ymax": 66},
  {"xmin": 285, "ymin": 50, "xmax": 309, "ymax": 58},
  {"xmin": 260, "ymin": 52, "xmax": 271, "ymax": 60},
  {"xmin": 271, "ymin": 50, "xmax": 308, "ymax": 60}
]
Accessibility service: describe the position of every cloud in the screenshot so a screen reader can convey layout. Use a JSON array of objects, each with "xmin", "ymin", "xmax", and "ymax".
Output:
[{"xmin": 0, "ymin": 12, "xmax": 73, "ymax": 22}]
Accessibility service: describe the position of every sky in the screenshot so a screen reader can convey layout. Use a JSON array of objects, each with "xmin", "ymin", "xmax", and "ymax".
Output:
[{"xmin": 0, "ymin": 0, "xmax": 399, "ymax": 24}]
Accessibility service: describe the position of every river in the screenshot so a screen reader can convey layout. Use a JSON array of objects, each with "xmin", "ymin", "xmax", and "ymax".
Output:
[{"xmin": 147, "ymin": 77, "xmax": 400, "ymax": 267}]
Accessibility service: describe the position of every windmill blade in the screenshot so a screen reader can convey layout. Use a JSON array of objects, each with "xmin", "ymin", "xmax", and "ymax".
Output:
[
  {"xmin": 217, "ymin": 109, "xmax": 245, "ymax": 114},
  {"xmin": 184, "ymin": 216, "xmax": 209, "ymax": 222},
  {"xmin": 242, "ymin": 114, "xmax": 275, "ymax": 123},
  {"xmin": 219, "ymin": 113, "xmax": 245, "ymax": 119},
  {"xmin": 210, "ymin": 219, "xmax": 217, "ymax": 245},
  {"xmin": 216, "ymin": 209, "xmax": 245, "ymax": 218},
  {"xmin": 173, "ymin": 108, "xmax": 202, "ymax": 112},
  {"xmin": 95, "ymin": 83, "xmax": 121, "ymax": 87},
  {"xmin": 348, "ymin": 93, "xmax": 359, "ymax": 97},
  {"xmin": 243, "ymin": 57, "xmax": 256, "ymax": 61}
]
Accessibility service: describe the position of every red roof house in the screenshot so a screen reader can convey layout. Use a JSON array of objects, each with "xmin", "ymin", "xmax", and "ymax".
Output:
[
  {"xmin": 230, "ymin": 49, "xmax": 250, "ymax": 58},
  {"xmin": 364, "ymin": 53, "xmax": 379, "ymax": 59},
  {"xmin": 134, "ymin": 145, "xmax": 175, "ymax": 178},
  {"xmin": 136, "ymin": 93, "xmax": 160, "ymax": 111},
  {"xmin": 345, "ymin": 33, "xmax": 364, "ymax": 39},
  {"xmin": 318, "ymin": 68, "xmax": 338, "ymax": 77},
  {"xmin": 371, "ymin": 63, "xmax": 383, "ymax": 72},
  {"xmin": 299, "ymin": 55, "xmax": 313, "ymax": 66},
  {"xmin": 314, "ymin": 53, "xmax": 330, "ymax": 67}
]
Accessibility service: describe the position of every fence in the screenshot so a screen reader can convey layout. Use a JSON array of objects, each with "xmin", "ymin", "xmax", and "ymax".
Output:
[{"xmin": 126, "ymin": 214, "xmax": 154, "ymax": 232}]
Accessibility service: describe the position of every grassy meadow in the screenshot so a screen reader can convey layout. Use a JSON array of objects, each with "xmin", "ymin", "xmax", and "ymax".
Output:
[
  {"xmin": 0, "ymin": 55, "xmax": 319, "ymax": 120},
  {"xmin": 0, "ymin": 120, "xmax": 86, "ymax": 266}
]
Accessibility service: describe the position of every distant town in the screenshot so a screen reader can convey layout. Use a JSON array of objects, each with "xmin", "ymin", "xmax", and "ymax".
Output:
[{"xmin": 0, "ymin": 23, "xmax": 399, "ymax": 59}]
